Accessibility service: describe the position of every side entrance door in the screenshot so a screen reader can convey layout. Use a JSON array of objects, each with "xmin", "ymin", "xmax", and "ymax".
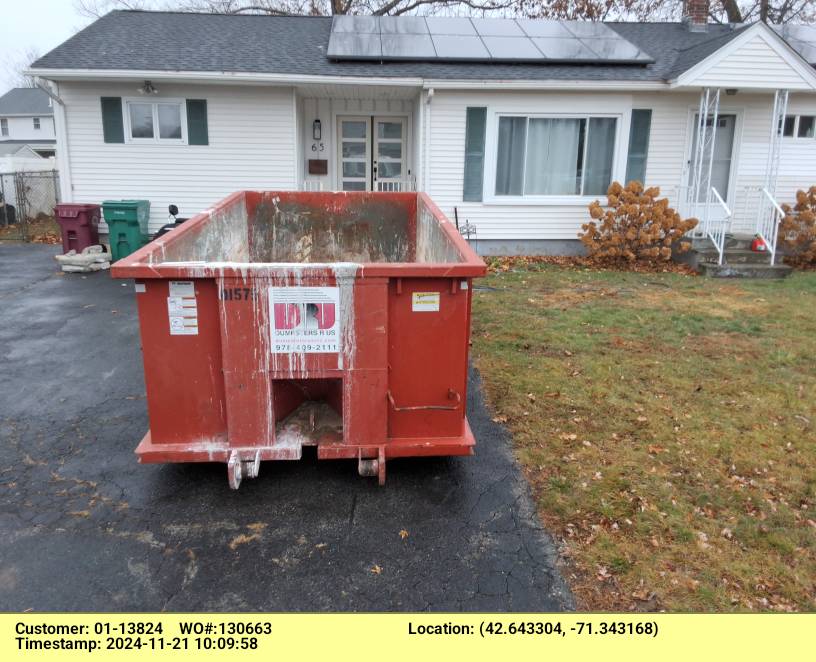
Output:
[{"xmin": 686, "ymin": 113, "xmax": 738, "ymax": 225}]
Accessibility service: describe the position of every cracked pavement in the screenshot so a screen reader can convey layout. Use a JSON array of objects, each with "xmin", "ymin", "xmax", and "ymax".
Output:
[{"xmin": 0, "ymin": 244, "xmax": 573, "ymax": 612}]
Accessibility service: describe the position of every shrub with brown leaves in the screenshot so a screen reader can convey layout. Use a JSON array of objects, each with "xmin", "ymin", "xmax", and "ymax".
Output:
[
  {"xmin": 578, "ymin": 181, "xmax": 698, "ymax": 262},
  {"xmin": 780, "ymin": 186, "xmax": 816, "ymax": 266}
]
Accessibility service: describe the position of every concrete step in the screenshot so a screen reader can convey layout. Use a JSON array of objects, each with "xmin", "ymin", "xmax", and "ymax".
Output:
[
  {"xmin": 698, "ymin": 262, "xmax": 793, "ymax": 279},
  {"xmin": 696, "ymin": 249, "xmax": 773, "ymax": 265},
  {"xmin": 692, "ymin": 234, "xmax": 758, "ymax": 252}
]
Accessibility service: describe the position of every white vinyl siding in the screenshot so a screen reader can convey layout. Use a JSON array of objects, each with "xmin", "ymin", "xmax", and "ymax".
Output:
[
  {"xmin": 58, "ymin": 82, "xmax": 297, "ymax": 232},
  {"xmin": 426, "ymin": 89, "xmax": 816, "ymax": 241},
  {"xmin": 688, "ymin": 33, "xmax": 814, "ymax": 90}
]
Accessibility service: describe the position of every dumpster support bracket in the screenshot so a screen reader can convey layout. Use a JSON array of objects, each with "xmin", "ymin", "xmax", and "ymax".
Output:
[{"xmin": 357, "ymin": 446, "xmax": 387, "ymax": 486}]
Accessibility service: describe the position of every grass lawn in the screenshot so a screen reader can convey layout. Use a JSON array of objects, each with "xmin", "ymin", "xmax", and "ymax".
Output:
[{"xmin": 471, "ymin": 264, "xmax": 816, "ymax": 612}]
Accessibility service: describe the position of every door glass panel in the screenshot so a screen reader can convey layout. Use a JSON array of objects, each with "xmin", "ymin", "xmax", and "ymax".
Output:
[
  {"xmin": 689, "ymin": 114, "xmax": 736, "ymax": 202},
  {"xmin": 378, "ymin": 162, "xmax": 402, "ymax": 178},
  {"xmin": 342, "ymin": 161, "xmax": 366, "ymax": 178},
  {"xmin": 343, "ymin": 181, "xmax": 366, "ymax": 191},
  {"xmin": 377, "ymin": 122, "xmax": 402, "ymax": 139},
  {"xmin": 342, "ymin": 141, "xmax": 366, "ymax": 158},
  {"xmin": 378, "ymin": 142, "xmax": 402, "ymax": 160},
  {"xmin": 342, "ymin": 121, "xmax": 367, "ymax": 139}
]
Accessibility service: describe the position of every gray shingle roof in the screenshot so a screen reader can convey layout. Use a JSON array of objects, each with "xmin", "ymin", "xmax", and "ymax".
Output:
[
  {"xmin": 30, "ymin": 10, "xmax": 748, "ymax": 83},
  {"xmin": 0, "ymin": 88, "xmax": 53, "ymax": 116}
]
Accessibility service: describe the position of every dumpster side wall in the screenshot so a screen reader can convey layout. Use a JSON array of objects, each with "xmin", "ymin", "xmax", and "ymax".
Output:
[{"xmin": 57, "ymin": 82, "xmax": 297, "ymax": 233}]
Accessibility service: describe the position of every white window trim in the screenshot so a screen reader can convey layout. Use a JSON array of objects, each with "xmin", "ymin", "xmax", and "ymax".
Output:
[
  {"xmin": 122, "ymin": 97, "xmax": 188, "ymax": 145},
  {"xmin": 33, "ymin": 117, "xmax": 41, "ymax": 130},
  {"xmin": 785, "ymin": 114, "xmax": 816, "ymax": 140},
  {"xmin": 482, "ymin": 110, "xmax": 624, "ymax": 206}
]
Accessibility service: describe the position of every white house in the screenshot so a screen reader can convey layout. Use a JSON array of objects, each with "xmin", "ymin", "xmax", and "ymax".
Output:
[
  {"xmin": 26, "ymin": 1, "xmax": 816, "ymax": 262},
  {"xmin": 0, "ymin": 88, "xmax": 57, "ymax": 159}
]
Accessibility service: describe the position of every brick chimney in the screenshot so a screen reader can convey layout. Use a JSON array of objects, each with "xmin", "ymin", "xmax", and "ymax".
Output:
[{"xmin": 683, "ymin": 0, "xmax": 709, "ymax": 32}]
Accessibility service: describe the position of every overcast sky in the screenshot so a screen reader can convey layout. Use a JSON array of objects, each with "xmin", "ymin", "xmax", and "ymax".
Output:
[{"xmin": 0, "ymin": 0, "xmax": 91, "ymax": 93}]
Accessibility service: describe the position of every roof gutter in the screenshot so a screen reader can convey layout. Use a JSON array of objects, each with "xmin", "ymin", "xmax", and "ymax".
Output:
[
  {"xmin": 24, "ymin": 67, "xmax": 671, "ymax": 91},
  {"xmin": 24, "ymin": 68, "xmax": 425, "ymax": 88}
]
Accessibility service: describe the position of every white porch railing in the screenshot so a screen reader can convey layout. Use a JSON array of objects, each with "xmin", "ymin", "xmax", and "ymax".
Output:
[
  {"xmin": 302, "ymin": 179, "xmax": 323, "ymax": 191},
  {"xmin": 300, "ymin": 178, "xmax": 416, "ymax": 193},
  {"xmin": 705, "ymin": 186, "xmax": 731, "ymax": 265},
  {"xmin": 756, "ymin": 187, "xmax": 785, "ymax": 265},
  {"xmin": 375, "ymin": 177, "xmax": 416, "ymax": 192}
]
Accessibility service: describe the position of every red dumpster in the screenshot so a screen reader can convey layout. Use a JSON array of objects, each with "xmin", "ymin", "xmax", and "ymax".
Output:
[
  {"xmin": 111, "ymin": 191, "xmax": 486, "ymax": 487},
  {"xmin": 54, "ymin": 203, "xmax": 101, "ymax": 254}
]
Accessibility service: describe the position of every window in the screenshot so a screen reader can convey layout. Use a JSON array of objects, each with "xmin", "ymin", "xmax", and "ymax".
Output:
[
  {"xmin": 494, "ymin": 114, "xmax": 617, "ymax": 197},
  {"xmin": 783, "ymin": 115, "xmax": 796, "ymax": 137},
  {"xmin": 797, "ymin": 115, "xmax": 815, "ymax": 139},
  {"xmin": 0, "ymin": 118, "xmax": 7, "ymax": 136},
  {"xmin": 625, "ymin": 109, "xmax": 652, "ymax": 185},
  {"xmin": 33, "ymin": 117, "xmax": 41, "ymax": 130},
  {"xmin": 124, "ymin": 99, "xmax": 185, "ymax": 143}
]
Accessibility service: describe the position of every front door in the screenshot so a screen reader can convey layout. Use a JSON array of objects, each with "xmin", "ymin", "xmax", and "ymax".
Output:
[
  {"xmin": 686, "ymin": 113, "xmax": 738, "ymax": 224},
  {"xmin": 337, "ymin": 116, "xmax": 408, "ymax": 192}
]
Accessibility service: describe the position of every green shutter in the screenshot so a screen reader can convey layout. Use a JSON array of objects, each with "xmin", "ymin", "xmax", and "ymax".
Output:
[
  {"xmin": 100, "ymin": 97, "xmax": 124, "ymax": 143},
  {"xmin": 463, "ymin": 107, "xmax": 487, "ymax": 202},
  {"xmin": 625, "ymin": 109, "xmax": 652, "ymax": 185},
  {"xmin": 186, "ymin": 99, "xmax": 209, "ymax": 145}
]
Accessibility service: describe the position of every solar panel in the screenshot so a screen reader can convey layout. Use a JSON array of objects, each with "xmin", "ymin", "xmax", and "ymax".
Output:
[
  {"xmin": 380, "ymin": 16, "xmax": 428, "ymax": 34},
  {"xmin": 471, "ymin": 18, "xmax": 525, "ymax": 37},
  {"xmin": 425, "ymin": 17, "xmax": 477, "ymax": 36},
  {"xmin": 431, "ymin": 35, "xmax": 490, "ymax": 60},
  {"xmin": 386, "ymin": 34, "xmax": 437, "ymax": 59},
  {"xmin": 531, "ymin": 37, "xmax": 598, "ymax": 61},
  {"xmin": 326, "ymin": 16, "xmax": 653, "ymax": 64},
  {"xmin": 482, "ymin": 36, "xmax": 543, "ymax": 61}
]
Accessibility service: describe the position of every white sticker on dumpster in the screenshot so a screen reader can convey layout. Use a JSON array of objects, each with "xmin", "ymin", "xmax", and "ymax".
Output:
[
  {"xmin": 167, "ymin": 285, "xmax": 198, "ymax": 336},
  {"xmin": 169, "ymin": 280, "xmax": 195, "ymax": 297},
  {"xmin": 412, "ymin": 292, "xmax": 440, "ymax": 312},
  {"xmin": 269, "ymin": 286, "xmax": 340, "ymax": 354}
]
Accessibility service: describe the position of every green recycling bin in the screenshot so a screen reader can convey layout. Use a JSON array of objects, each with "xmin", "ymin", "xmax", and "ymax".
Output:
[{"xmin": 102, "ymin": 200, "xmax": 151, "ymax": 262}]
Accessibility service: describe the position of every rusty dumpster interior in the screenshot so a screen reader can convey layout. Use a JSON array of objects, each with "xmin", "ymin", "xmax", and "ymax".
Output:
[{"xmin": 149, "ymin": 191, "xmax": 465, "ymax": 265}]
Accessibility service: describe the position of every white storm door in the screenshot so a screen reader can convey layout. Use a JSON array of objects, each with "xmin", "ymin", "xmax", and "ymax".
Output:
[
  {"xmin": 373, "ymin": 117, "xmax": 406, "ymax": 191},
  {"xmin": 338, "ymin": 117, "xmax": 371, "ymax": 191},
  {"xmin": 687, "ymin": 113, "xmax": 738, "ymax": 224}
]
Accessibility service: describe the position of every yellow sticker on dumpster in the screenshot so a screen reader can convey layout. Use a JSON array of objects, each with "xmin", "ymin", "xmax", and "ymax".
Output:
[{"xmin": 412, "ymin": 292, "xmax": 440, "ymax": 312}]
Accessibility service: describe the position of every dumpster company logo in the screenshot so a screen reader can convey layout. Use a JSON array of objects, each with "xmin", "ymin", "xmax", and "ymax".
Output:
[{"xmin": 269, "ymin": 286, "xmax": 340, "ymax": 354}]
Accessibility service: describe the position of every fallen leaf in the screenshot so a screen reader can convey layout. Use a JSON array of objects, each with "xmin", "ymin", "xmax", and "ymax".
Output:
[
  {"xmin": 370, "ymin": 565, "xmax": 382, "ymax": 575},
  {"xmin": 399, "ymin": 529, "xmax": 409, "ymax": 540},
  {"xmin": 492, "ymin": 415, "xmax": 508, "ymax": 424}
]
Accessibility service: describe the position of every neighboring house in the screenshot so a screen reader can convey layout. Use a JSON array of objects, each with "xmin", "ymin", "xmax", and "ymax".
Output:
[
  {"xmin": 26, "ymin": 1, "xmax": 816, "ymax": 257},
  {"xmin": 0, "ymin": 88, "xmax": 57, "ymax": 159}
]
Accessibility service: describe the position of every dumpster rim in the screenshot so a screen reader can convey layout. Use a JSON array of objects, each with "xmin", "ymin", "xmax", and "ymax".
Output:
[{"xmin": 110, "ymin": 191, "xmax": 486, "ymax": 279}]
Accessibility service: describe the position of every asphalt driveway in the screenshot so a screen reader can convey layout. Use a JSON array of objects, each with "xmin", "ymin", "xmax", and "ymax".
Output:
[{"xmin": 0, "ymin": 244, "xmax": 572, "ymax": 612}]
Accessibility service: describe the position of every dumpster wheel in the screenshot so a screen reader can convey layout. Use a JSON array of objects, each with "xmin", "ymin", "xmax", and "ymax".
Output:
[
  {"xmin": 227, "ymin": 450, "xmax": 261, "ymax": 490},
  {"xmin": 357, "ymin": 447, "xmax": 386, "ymax": 486}
]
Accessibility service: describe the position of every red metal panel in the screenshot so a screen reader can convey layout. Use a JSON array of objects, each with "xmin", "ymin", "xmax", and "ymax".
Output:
[
  {"xmin": 386, "ymin": 277, "xmax": 471, "ymax": 439},
  {"xmin": 135, "ymin": 279, "xmax": 227, "ymax": 445}
]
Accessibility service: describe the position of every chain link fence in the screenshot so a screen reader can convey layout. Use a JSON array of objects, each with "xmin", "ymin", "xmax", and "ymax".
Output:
[{"xmin": 0, "ymin": 170, "xmax": 60, "ymax": 241}]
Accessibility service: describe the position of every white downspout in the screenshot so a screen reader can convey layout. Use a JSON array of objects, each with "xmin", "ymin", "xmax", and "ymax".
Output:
[
  {"xmin": 35, "ymin": 78, "xmax": 73, "ymax": 203},
  {"xmin": 422, "ymin": 87, "xmax": 434, "ymax": 194}
]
